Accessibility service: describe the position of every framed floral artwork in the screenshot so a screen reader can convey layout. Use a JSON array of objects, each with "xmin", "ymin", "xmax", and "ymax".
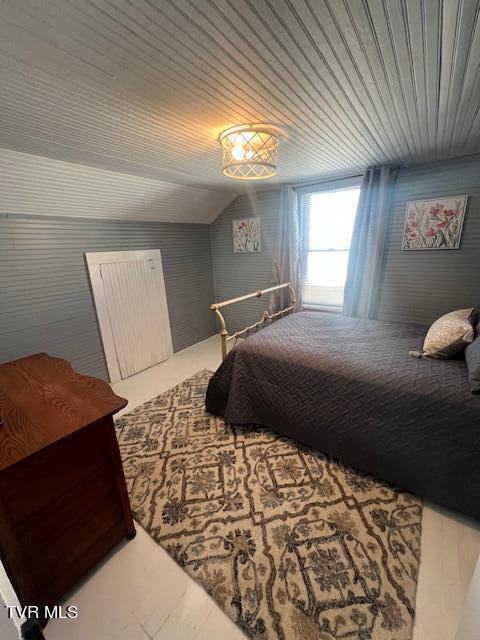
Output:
[
  {"xmin": 232, "ymin": 217, "xmax": 261, "ymax": 253},
  {"xmin": 402, "ymin": 195, "xmax": 468, "ymax": 250}
]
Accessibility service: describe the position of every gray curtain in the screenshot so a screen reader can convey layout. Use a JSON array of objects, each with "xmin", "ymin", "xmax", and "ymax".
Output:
[
  {"xmin": 272, "ymin": 185, "xmax": 303, "ymax": 311},
  {"xmin": 343, "ymin": 165, "xmax": 398, "ymax": 318}
]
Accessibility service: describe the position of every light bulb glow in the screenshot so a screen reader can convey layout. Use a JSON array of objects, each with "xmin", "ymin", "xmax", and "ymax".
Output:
[
  {"xmin": 218, "ymin": 124, "xmax": 285, "ymax": 180},
  {"xmin": 231, "ymin": 145, "xmax": 245, "ymax": 161}
]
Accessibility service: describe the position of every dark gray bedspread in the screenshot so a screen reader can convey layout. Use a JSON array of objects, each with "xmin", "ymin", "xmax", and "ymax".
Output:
[{"xmin": 206, "ymin": 312, "xmax": 480, "ymax": 518}]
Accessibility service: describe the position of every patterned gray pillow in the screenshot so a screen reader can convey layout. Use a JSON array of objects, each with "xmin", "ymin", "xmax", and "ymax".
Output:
[{"xmin": 414, "ymin": 308, "xmax": 475, "ymax": 359}]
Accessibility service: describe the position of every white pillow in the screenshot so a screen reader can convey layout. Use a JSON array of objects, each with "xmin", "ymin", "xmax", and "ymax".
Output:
[{"xmin": 417, "ymin": 308, "xmax": 475, "ymax": 359}]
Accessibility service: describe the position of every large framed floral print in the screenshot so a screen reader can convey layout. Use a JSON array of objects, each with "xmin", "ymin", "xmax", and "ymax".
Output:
[
  {"xmin": 402, "ymin": 195, "xmax": 468, "ymax": 250},
  {"xmin": 232, "ymin": 217, "xmax": 261, "ymax": 253}
]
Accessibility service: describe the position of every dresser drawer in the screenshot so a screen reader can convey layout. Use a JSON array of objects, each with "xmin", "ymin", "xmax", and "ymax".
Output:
[
  {"xmin": 14, "ymin": 466, "xmax": 118, "ymax": 556},
  {"xmin": 45, "ymin": 520, "xmax": 127, "ymax": 606},
  {"xmin": 0, "ymin": 420, "xmax": 111, "ymax": 526},
  {"xmin": 30, "ymin": 491, "xmax": 124, "ymax": 588}
]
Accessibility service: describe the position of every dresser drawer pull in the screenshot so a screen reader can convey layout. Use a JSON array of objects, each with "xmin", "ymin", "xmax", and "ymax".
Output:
[{"xmin": 0, "ymin": 417, "xmax": 4, "ymax": 427}]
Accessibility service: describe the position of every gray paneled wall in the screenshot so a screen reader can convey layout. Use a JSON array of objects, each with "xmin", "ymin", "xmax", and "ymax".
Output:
[
  {"xmin": 211, "ymin": 155, "xmax": 480, "ymax": 329},
  {"xmin": 377, "ymin": 155, "xmax": 480, "ymax": 324},
  {"xmin": 210, "ymin": 189, "xmax": 281, "ymax": 333},
  {"xmin": 0, "ymin": 214, "xmax": 216, "ymax": 380},
  {"xmin": 3, "ymin": 155, "xmax": 480, "ymax": 384}
]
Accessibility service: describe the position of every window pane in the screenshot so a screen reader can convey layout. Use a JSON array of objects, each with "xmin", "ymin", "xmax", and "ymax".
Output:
[
  {"xmin": 308, "ymin": 188, "xmax": 360, "ymax": 250},
  {"xmin": 303, "ymin": 282, "xmax": 345, "ymax": 308},
  {"xmin": 306, "ymin": 251, "xmax": 350, "ymax": 286}
]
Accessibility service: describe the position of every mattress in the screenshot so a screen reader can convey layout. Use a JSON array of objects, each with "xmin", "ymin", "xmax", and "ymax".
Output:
[{"xmin": 206, "ymin": 311, "xmax": 480, "ymax": 518}]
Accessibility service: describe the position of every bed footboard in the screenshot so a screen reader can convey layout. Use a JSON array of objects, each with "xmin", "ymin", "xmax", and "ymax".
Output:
[{"xmin": 210, "ymin": 282, "xmax": 296, "ymax": 359}]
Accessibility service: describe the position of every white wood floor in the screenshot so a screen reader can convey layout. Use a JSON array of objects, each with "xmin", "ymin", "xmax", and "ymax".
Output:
[{"xmin": 43, "ymin": 335, "xmax": 480, "ymax": 640}]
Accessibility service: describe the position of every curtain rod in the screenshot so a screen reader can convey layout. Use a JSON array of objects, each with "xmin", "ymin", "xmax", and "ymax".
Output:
[{"xmin": 292, "ymin": 172, "xmax": 364, "ymax": 191}]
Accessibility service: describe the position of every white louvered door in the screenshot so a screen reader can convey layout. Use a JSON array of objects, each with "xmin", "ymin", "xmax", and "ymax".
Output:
[{"xmin": 86, "ymin": 250, "xmax": 173, "ymax": 382}]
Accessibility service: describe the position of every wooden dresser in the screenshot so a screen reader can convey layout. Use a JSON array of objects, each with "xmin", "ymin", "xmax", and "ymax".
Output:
[{"xmin": 0, "ymin": 353, "xmax": 135, "ymax": 616}]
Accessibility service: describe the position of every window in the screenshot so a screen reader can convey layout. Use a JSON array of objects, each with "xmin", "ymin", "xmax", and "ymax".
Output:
[{"xmin": 302, "ymin": 186, "xmax": 360, "ymax": 310}]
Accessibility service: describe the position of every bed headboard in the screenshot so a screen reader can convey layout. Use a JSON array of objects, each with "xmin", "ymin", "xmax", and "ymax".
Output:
[{"xmin": 210, "ymin": 282, "xmax": 297, "ymax": 359}]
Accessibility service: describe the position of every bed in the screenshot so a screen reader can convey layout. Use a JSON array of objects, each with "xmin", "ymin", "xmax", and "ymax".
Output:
[{"xmin": 206, "ymin": 309, "xmax": 480, "ymax": 519}]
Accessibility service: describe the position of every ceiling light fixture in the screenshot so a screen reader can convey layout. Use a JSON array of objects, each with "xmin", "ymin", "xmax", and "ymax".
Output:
[{"xmin": 218, "ymin": 124, "xmax": 285, "ymax": 180}]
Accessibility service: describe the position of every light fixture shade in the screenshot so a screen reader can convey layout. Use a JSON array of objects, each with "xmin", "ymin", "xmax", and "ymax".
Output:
[{"xmin": 218, "ymin": 124, "xmax": 284, "ymax": 180}]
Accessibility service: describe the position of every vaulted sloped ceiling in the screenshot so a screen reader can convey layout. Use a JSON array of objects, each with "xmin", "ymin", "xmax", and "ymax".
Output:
[
  {"xmin": 1, "ymin": 0, "xmax": 480, "ymax": 197},
  {"xmin": 0, "ymin": 148, "xmax": 234, "ymax": 223}
]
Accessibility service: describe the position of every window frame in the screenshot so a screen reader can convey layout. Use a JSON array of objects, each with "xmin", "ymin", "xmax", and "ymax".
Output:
[{"xmin": 299, "ymin": 178, "xmax": 361, "ymax": 312}]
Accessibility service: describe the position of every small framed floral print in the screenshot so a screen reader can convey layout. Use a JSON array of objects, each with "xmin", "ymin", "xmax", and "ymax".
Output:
[
  {"xmin": 232, "ymin": 218, "xmax": 261, "ymax": 253},
  {"xmin": 402, "ymin": 195, "xmax": 468, "ymax": 250}
]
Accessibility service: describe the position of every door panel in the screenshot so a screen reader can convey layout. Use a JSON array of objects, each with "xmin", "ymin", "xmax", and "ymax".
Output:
[{"xmin": 86, "ymin": 250, "xmax": 173, "ymax": 381}]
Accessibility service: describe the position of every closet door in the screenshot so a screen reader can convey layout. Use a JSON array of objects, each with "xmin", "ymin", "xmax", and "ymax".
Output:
[{"xmin": 86, "ymin": 250, "xmax": 173, "ymax": 382}]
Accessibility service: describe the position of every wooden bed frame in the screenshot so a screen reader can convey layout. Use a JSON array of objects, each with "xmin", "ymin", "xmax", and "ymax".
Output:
[{"xmin": 210, "ymin": 282, "xmax": 297, "ymax": 359}]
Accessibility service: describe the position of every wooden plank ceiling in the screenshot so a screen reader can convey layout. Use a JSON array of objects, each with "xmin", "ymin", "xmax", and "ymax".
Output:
[
  {"xmin": 1, "ymin": 0, "xmax": 480, "ymax": 196},
  {"xmin": 0, "ymin": 148, "xmax": 234, "ymax": 223}
]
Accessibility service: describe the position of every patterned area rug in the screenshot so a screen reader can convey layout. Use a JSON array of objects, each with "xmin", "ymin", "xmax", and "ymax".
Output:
[{"xmin": 116, "ymin": 370, "xmax": 422, "ymax": 640}]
